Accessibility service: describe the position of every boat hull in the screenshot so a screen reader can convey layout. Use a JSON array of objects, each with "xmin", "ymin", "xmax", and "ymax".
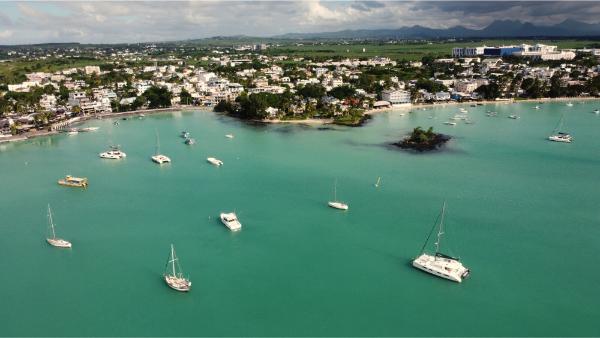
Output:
[
  {"xmin": 328, "ymin": 202, "xmax": 348, "ymax": 210},
  {"xmin": 220, "ymin": 213, "xmax": 242, "ymax": 231},
  {"xmin": 47, "ymin": 238, "xmax": 72, "ymax": 248},
  {"xmin": 412, "ymin": 254, "xmax": 469, "ymax": 283},
  {"xmin": 164, "ymin": 275, "xmax": 191, "ymax": 292}
]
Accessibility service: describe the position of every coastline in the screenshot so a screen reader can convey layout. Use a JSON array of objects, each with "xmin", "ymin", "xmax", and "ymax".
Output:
[
  {"xmin": 0, "ymin": 105, "xmax": 207, "ymax": 144},
  {"xmin": 2, "ymin": 97, "xmax": 598, "ymax": 144}
]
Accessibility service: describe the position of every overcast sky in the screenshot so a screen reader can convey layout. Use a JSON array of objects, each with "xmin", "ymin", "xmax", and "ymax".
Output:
[{"xmin": 1, "ymin": 1, "xmax": 600, "ymax": 45}]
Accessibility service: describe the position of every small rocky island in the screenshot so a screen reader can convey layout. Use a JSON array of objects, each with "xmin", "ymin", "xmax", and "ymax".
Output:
[{"xmin": 394, "ymin": 126, "xmax": 450, "ymax": 152}]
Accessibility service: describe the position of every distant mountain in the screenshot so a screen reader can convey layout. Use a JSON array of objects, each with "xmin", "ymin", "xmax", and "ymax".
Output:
[{"xmin": 275, "ymin": 20, "xmax": 600, "ymax": 40}]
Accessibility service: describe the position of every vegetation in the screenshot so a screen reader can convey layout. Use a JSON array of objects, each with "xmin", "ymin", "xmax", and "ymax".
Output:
[{"xmin": 395, "ymin": 126, "xmax": 450, "ymax": 152}]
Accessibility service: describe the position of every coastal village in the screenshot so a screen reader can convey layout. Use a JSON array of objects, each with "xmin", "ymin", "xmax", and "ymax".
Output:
[{"xmin": 1, "ymin": 41, "xmax": 600, "ymax": 140}]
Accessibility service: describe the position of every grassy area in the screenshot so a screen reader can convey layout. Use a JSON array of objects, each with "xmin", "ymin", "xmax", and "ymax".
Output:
[
  {"xmin": 0, "ymin": 57, "xmax": 107, "ymax": 84},
  {"xmin": 268, "ymin": 39, "xmax": 600, "ymax": 61}
]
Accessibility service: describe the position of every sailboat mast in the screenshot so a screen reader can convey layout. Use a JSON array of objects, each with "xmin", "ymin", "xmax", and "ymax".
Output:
[
  {"xmin": 434, "ymin": 201, "xmax": 446, "ymax": 255},
  {"xmin": 171, "ymin": 244, "xmax": 176, "ymax": 277},
  {"xmin": 47, "ymin": 204, "xmax": 56, "ymax": 239}
]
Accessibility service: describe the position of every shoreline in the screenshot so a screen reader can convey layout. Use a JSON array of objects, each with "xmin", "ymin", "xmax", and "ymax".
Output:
[{"xmin": 2, "ymin": 97, "xmax": 599, "ymax": 144}]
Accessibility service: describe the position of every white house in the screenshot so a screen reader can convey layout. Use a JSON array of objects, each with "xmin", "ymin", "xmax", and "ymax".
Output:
[{"xmin": 381, "ymin": 89, "xmax": 411, "ymax": 106}]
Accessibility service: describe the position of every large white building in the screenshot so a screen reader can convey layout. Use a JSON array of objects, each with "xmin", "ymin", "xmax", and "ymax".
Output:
[
  {"xmin": 381, "ymin": 89, "xmax": 411, "ymax": 105},
  {"xmin": 452, "ymin": 47, "xmax": 485, "ymax": 58}
]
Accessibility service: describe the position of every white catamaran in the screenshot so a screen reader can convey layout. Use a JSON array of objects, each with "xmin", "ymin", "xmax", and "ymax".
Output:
[
  {"xmin": 151, "ymin": 130, "xmax": 171, "ymax": 164},
  {"xmin": 164, "ymin": 244, "xmax": 191, "ymax": 292},
  {"xmin": 412, "ymin": 202, "xmax": 469, "ymax": 283},
  {"xmin": 328, "ymin": 179, "xmax": 348, "ymax": 210},
  {"xmin": 46, "ymin": 204, "xmax": 72, "ymax": 248},
  {"xmin": 548, "ymin": 114, "xmax": 573, "ymax": 143}
]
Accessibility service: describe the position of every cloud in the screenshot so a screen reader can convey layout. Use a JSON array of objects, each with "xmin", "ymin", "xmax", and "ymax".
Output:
[{"xmin": 0, "ymin": 1, "xmax": 599, "ymax": 44}]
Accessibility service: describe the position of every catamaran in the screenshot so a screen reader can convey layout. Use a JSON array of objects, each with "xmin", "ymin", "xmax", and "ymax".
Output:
[
  {"xmin": 220, "ymin": 212, "xmax": 242, "ymax": 231},
  {"xmin": 328, "ymin": 180, "xmax": 348, "ymax": 210},
  {"xmin": 412, "ymin": 202, "xmax": 470, "ymax": 283},
  {"xmin": 151, "ymin": 130, "xmax": 171, "ymax": 164},
  {"xmin": 548, "ymin": 114, "xmax": 572, "ymax": 143},
  {"xmin": 99, "ymin": 145, "xmax": 126, "ymax": 159},
  {"xmin": 46, "ymin": 204, "xmax": 72, "ymax": 248},
  {"xmin": 163, "ymin": 244, "xmax": 191, "ymax": 292}
]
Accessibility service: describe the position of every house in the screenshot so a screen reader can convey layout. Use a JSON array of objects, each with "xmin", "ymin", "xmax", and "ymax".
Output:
[{"xmin": 265, "ymin": 107, "xmax": 279, "ymax": 118}]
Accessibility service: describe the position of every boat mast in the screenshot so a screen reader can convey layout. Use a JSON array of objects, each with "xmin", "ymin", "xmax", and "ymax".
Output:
[
  {"xmin": 47, "ymin": 204, "xmax": 56, "ymax": 239},
  {"xmin": 170, "ymin": 244, "xmax": 176, "ymax": 277},
  {"xmin": 434, "ymin": 201, "xmax": 446, "ymax": 256}
]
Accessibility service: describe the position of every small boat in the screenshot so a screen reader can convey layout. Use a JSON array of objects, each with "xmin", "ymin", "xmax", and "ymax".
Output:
[
  {"xmin": 443, "ymin": 121, "xmax": 457, "ymax": 126},
  {"xmin": 163, "ymin": 244, "xmax": 191, "ymax": 292},
  {"xmin": 66, "ymin": 128, "xmax": 78, "ymax": 135},
  {"xmin": 113, "ymin": 121, "xmax": 119, "ymax": 126},
  {"xmin": 412, "ymin": 202, "xmax": 469, "ymax": 283},
  {"xmin": 46, "ymin": 204, "xmax": 72, "ymax": 248},
  {"xmin": 508, "ymin": 115, "xmax": 520, "ymax": 119},
  {"xmin": 593, "ymin": 109, "xmax": 599, "ymax": 114},
  {"xmin": 533, "ymin": 105, "xmax": 540, "ymax": 110},
  {"xmin": 548, "ymin": 114, "xmax": 572, "ymax": 143},
  {"xmin": 207, "ymin": 157, "xmax": 223, "ymax": 166},
  {"xmin": 181, "ymin": 131, "xmax": 190, "ymax": 138},
  {"xmin": 80, "ymin": 127, "xmax": 99, "ymax": 132},
  {"xmin": 225, "ymin": 134, "xmax": 234, "ymax": 139},
  {"xmin": 374, "ymin": 177, "xmax": 381, "ymax": 188},
  {"xmin": 486, "ymin": 111, "xmax": 497, "ymax": 117},
  {"xmin": 58, "ymin": 175, "xmax": 88, "ymax": 188},
  {"xmin": 459, "ymin": 108, "xmax": 468, "ymax": 113},
  {"xmin": 99, "ymin": 146, "xmax": 126, "ymax": 159},
  {"xmin": 151, "ymin": 130, "xmax": 171, "ymax": 164},
  {"xmin": 184, "ymin": 138, "xmax": 196, "ymax": 145},
  {"xmin": 220, "ymin": 212, "xmax": 242, "ymax": 231},
  {"xmin": 121, "ymin": 117, "xmax": 128, "ymax": 121},
  {"xmin": 566, "ymin": 102, "xmax": 574, "ymax": 107},
  {"xmin": 139, "ymin": 113, "xmax": 146, "ymax": 118},
  {"xmin": 328, "ymin": 180, "xmax": 348, "ymax": 210}
]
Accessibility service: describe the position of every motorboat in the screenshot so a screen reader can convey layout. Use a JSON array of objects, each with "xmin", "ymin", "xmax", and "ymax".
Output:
[
  {"xmin": 225, "ymin": 134, "xmax": 234, "ymax": 139},
  {"xmin": 533, "ymin": 105, "xmax": 541, "ymax": 110},
  {"xmin": 508, "ymin": 115, "xmax": 520, "ymax": 119},
  {"xmin": 80, "ymin": 127, "xmax": 99, "ymax": 132},
  {"xmin": 181, "ymin": 131, "xmax": 190, "ymax": 138},
  {"xmin": 593, "ymin": 109, "xmax": 599, "ymax": 114},
  {"xmin": 163, "ymin": 244, "xmax": 191, "ymax": 292},
  {"xmin": 66, "ymin": 128, "xmax": 78, "ymax": 135},
  {"xmin": 443, "ymin": 121, "xmax": 457, "ymax": 126},
  {"xmin": 207, "ymin": 157, "xmax": 223, "ymax": 166},
  {"xmin": 220, "ymin": 212, "xmax": 242, "ymax": 231},
  {"xmin": 99, "ymin": 146, "xmax": 126, "ymax": 159},
  {"xmin": 184, "ymin": 138, "xmax": 196, "ymax": 145},
  {"xmin": 412, "ymin": 202, "xmax": 469, "ymax": 283},
  {"xmin": 58, "ymin": 175, "xmax": 88, "ymax": 188},
  {"xmin": 566, "ymin": 102, "xmax": 574, "ymax": 107}
]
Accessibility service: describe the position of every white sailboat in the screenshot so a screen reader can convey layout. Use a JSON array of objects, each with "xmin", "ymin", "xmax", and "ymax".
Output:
[
  {"xmin": 164, "ymin": 244, "xmax": 191, "ymax": 292},
  {"xmin": 46, "ymin": 204, "xmax": 72, "ymax": 248},
  {"xmin": 328, "ymin": 180, "xmax": 348, "ymax": 210},
  {"xmin": 374, "ymin": 177, "xmax": 381, "ymax": 188},
  {"xmin": 548, "ymin": 114, "xmax": 572, "ymax": 143},
  {"xmin": 412, "ymin": 202, "xmax": 469, "ymax": 283},
  {"xmin": 151, "ymin": 130, "xmax": 171, "ymax": 164}
]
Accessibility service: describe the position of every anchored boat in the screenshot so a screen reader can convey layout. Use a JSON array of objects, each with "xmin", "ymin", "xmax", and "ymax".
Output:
[
  {"xmin": 58, "ymin": 175, "xmax": 88, "ymax": 188},
  {"xmin": 46, "ymin": 204, "xmax": 72, "ymax": 248},
  {"xmin": 164, "ymin": 244, "xmax": 191, "ymax": 292},
  {"xmin": 220, "ymin": 212, "xmax": 242, "ymax": 231},
  {"xmin": 412, "ymin": 202, "xmax": 470, "ymax": 283},
  {"xmin": 328, "ymin": 179, "xmax": 348, "ymax": 210}
]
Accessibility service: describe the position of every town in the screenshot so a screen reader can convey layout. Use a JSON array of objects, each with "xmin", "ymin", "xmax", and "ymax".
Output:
[{"xmin": 1, "ymin": 40, "xmax": 600, "ymax": 139}]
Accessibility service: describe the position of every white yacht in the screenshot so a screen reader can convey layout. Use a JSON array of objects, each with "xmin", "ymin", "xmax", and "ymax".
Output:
[
  {"xmin": 412, "ymin": 202, "xmax": 469, "ymax": 283},
  {"xmin": 99, "ymin": 146, "xmax": 127, "ymax": 159},
  {"xmin": 151, "ymin": 131, "xmax": 171, "ymax": 164},
  {"xmin": 80, "ymin": 127, "xmax": 99, "ymax": 132},
  {"xmin": 225, "ymin": 134, "xmax": 234, "ymax": 139},
  {"xmin": 443, "ymin": 121, "xmax": 457, "ymax": 126},
  {"xmin": 508, "ymin": 115, "xmax": 520, "ymax": 119},
  {"xmin": 459, "ymin": 108, "xmax": 468, "ymax": 113},
  {"xmin": 328, "ymin": 180, "xmax": 348, "ymax": 210},
  {"xmin": 67, "ymin": 128, "xmax": 79, "ymax": 135},
  {"xmin": 220, "ymin": 212, "xmax": 242, "ymax": 231},
  {"xmin": 164, "ymin": 244, "xmax": 191, "ymax": 292},
  {"xmin": 207, "ymin": 157, "xmax": 223, "ymax": 166},
  {"xmin": 46, "ymin": 204, "xmax": 72, "ymax": 248},
  {"xmin": 566, "ymin": 102, "xmax": 574, "ymax": 107},
  {"xmin": 548, "ymin": 114, "xmax": 572, "ymax": 143}
]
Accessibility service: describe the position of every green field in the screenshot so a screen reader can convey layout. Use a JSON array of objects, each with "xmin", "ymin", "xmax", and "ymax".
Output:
[
  {"xmin": 0, "ymin": 57, "xmax": 107, "ymax": 84},
  {"xmin": 268, "ymin": 39, "xmax": 600, "ymax": 60}
]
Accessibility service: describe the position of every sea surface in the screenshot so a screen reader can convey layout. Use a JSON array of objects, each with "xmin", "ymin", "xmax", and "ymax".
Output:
[{"xmin": 1, "ymin": 101, "xmax": 600, "ymax": 336}]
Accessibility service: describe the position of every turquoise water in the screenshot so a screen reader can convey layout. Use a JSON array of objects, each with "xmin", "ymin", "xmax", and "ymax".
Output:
[{"xmin": 1, "ymin": 102, "xmax": 600, "ymax": 336}]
